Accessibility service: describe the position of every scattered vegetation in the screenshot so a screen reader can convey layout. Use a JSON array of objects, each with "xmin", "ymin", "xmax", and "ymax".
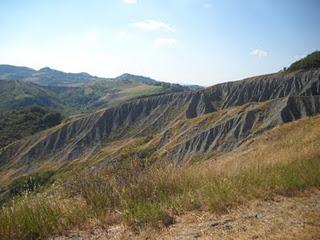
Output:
[
  {"xmin": 0, "ymin": 106, "xmax": 62, "ymax": 148},
  {"xmin": 0, "ymin": 154, "xmax": 319, "ymax": 239},
  {"xmin": 8, "ymin": 171, "xmax": 55, "ymax": 198},
  {"xmin": 287, "ymin": 51, "xmax": 320, "ymax": 71},
  {"xmin": 1, "ymin": 115, "xmax": 320, "ymax": 239}
]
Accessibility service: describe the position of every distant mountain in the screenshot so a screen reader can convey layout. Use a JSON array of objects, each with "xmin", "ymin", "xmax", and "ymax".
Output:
[
  {"xmin": 25, "ymin": 67, "xmax": 97, "ymax": 86},
  {"xmin": 114, "ymin": 73, "xmax": 165, "ymax": 85},
  {"xmin": 49, "ymin": 76, "xmax": 179, "ymax": 113},
  {"xmin": 0, "ymin": 65, "xmax": 35, "ymax": 80},
  {"xmin": 0, "ymin": 65, "xmax": 96, "ymax": 86},
  {"xmin": 0, "ymin": 78, "xmax": 176, "ymax": 114},
  {"xmin": 114, "ymin": 73, "xmax": 202, "ymax": 91},
  {"xmin": 0, "ymin": 65, "xmax": 201, "ymax": 115},
  {"xmin": 0, "ymin": 65, "xmax": 202, "ymax": 90}
]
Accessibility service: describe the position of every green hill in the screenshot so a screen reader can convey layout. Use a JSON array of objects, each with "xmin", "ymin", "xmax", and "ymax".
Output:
[
  {"xmin": 0, "ymin": 80, "xmax": 64, "ymax": 112},
  {"xmin": 0, "ymin": 65, "xmax": 96, "ymax": 86},
  {"xmin": 288, "ymin": 51, "xmax": 320, "ymax": 71},
  {"xmin": 0, "ymin": 106, "xmax": 62, "ymax": 148},
  {"xmin": 0, "ymin": 65, "xmax": 201, "ymax": 90},
  {"xmin": 0, "ymin": 66, "xmax": 199, "ymax": 115},
  {"xmin": 0, "ymin": 68, "xmax": 200, "ymax": 148}
]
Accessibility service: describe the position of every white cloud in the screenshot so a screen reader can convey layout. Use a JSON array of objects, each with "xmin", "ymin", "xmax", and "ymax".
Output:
[
  {"xmin": 123, "ymin": 0, "xmax": 137, "ymax": 4},
  {"xmin": 250, "ymin": 49, "xmax": 268, "ymax": 58},
  {"xmin": 154, "ymin": 38, "xmax": 177, "ymax": 48},
  {"xmin": 129, "ymin": 20, "xmax": 174, "ymax": 32}
]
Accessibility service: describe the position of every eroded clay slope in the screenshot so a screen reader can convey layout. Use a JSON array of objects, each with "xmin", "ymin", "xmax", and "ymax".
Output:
[{"xmin": 1, "ymin": 69, "xmax": 320, "ymax": 172}]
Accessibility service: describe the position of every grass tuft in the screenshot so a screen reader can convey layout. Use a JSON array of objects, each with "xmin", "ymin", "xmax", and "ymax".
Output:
[{"xmin": 0, "ymin": 193, "xmax": 86, "ymax": 240}]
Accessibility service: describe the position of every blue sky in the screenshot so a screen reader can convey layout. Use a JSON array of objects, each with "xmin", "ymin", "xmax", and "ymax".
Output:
[{"xmin": 0, "ymin": 0, "xmax": 319, "ymax": 86}]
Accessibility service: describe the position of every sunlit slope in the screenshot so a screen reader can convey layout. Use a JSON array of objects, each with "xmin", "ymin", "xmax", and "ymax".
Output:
[{"xmin": 0, "ymin": 68, "xmax": 319, "ymax": 179}]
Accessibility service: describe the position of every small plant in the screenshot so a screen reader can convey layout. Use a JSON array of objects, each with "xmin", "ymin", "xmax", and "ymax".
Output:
[{"xmin": 8, "ymin": 171, "xmax": 54, "ymax": 197}]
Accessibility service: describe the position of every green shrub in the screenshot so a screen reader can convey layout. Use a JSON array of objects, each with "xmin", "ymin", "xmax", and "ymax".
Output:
[
  {"xmin": 287, "ymin": 51, "xmax": 320, "ymax": 71},
  {"xmin": 8, "ymin": 171, "xmax": 55, "ymax": 197},
  {"xmin": 123, "ymin": 201, "xmax": 172, "ymax": 228}
]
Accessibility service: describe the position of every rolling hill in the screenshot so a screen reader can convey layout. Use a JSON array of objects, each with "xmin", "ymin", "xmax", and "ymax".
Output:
[
  {"xmin": 0, "ymin": 80, "xmax": 64, "ymax": 112},
  {"xmin": 0, "ymin": 68, "xmax": 199, "ymax": 149},
  {"xmin": 0, "ymin": 66, "xmax": 200, "ymax": 115},
  {"xmin": 0, "ymin": 52, "xmax": 320, "ymax": 239},
  {"xmin": 1, "ymin": 66, "xmax": 320, "ymax": 178},
  {"xmin": 0, "ymin": 65, "xmax": 96, "ymax": 86}
]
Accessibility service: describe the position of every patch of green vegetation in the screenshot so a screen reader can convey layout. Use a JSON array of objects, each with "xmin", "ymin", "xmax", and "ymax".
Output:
[
  {"xmin": 47, "ymin": 80, "xmax": 167, "ymax": 115},
  {"xmin": 123, "ymin": 201, "xmax": 174, "ymax": 228},
  {"xmin": 8, "ymin": 171, "xmax": 55, "ymax": 197},
  {"xmin": 92, "ymin": 150, "xmax": 109, "ymax": 162},
  {"xmin": 0, "ymin": 106, "xmax": 62, "ymax": 148},
  {"xmin": 0, "ymin": 80, "xmax": 64, "ymax": 113},
  {"xmin": 287, "ymin": 51, "xmax": 320, "ymax": 71}
]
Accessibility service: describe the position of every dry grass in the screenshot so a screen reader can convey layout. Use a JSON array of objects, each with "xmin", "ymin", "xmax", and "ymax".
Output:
[
  {"xmin": 58, "ymin": 156, "xmax": 320, "ymax": 230},
  {"xmin": 0, "ymin": 157, "xmax": 319, "ymax": 239},
  {"xmin": 0, "ymin": 115, "xmax": 320, "ymax": 239},
  {"xmin": 0, "ymin": 193, "xmax": 87, "ymax": 240},
  {"xmin": 212, "ymin": 115, "xmax": 320, "ymax": 174}
]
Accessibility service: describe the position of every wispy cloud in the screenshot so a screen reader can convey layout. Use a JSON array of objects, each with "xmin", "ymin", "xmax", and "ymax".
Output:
[
  {"xmin": 154, "ymin": 38, "xmax": 177, "ymax": 48},
  {"xmin": 129, "ymin": 20, "xmax": 174, "ymax": 32},
  {"xmin": 250, "ymin": 48, "xmax": 268, "ymax": 58},
  {"xmin": 123, "ymin": 0, "xmax": 137, "ymax": 4}
]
